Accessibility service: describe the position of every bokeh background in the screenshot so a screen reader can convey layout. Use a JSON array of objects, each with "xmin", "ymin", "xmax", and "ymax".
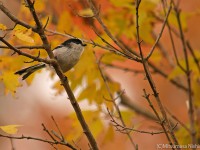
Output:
[{"xmin": 0, "ymin": 0, "xmax": 200, "ymax": 149}]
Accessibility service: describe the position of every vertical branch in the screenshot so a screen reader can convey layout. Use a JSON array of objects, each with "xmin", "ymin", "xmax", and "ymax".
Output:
[
  {"xmin": 146, "ymin": 5, "xmax": 172, "ymax": 60},
  {"xmin": 160, "ymin": 0, "xmax": 186, "ymax": 72},
  {"xmin": 93, "ymin": 52, "xmax": 137, "ymax": 149},
  {"xmin": 87, "ymin": 0, "xmax": 141, "ymax": 61},
  {"xmin": 186, "ymin": 42, "xmax": 200, "ymax": 73},
  {"xmin": 25, "ymin": 0, "xmax": 99, "ymax": 149},
  {"xmin": 142, "ymin": 89, "xmax": 175, "ymax": 150},
  {"xmin": 135, "ymin": 0, "xmax": 180, "ymax": 148},
  {"xmin": 173, "ymin": 2, "xmax": 197, "ymax": 146}
]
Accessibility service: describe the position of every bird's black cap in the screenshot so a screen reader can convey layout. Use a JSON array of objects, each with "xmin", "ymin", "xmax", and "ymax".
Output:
[{"xmin": 62, "ymin": 38, "xmax": 86, "ymax": 46}]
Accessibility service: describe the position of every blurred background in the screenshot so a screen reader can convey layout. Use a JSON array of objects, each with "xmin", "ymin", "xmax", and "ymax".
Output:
[{"xmin": 0, "ymin": 0, "xmax": 200, "ymax": 149}]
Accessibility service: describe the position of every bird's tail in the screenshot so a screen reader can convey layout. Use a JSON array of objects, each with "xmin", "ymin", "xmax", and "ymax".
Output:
[{"xmin": 15, "ymin": 63, "xmax": 46, "ymax": 80}]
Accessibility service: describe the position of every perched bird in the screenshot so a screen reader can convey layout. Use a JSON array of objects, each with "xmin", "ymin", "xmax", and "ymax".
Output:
[{"xmin": 15, "ymin": 38, "xmax": 86, "ymax": 80}]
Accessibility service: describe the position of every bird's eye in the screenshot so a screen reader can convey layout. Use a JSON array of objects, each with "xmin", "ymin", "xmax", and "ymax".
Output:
[{"xmin": 68, "ymin": 43, "xmax": 72, "ymax": 48}]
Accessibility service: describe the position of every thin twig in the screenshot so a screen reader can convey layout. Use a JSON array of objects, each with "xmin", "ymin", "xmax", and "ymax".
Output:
[
  {"xmin": 93, "ymin": 52, "xmax": 137, "ymax": 149},
  {"xmin": 118, "ymin": 35, "xmax": 188, "ymax": 92},
  {"xmin": 108, "ymin": 108, "xmax": 178, "ymax": 135},
  {"xmin": 165, "ymin": 108, "xmax": 190, "ymax": 133},
  {"xmin": 45, "ymin": 29, "xmax": 189, "ymax": 93},
  {"xmin": 186, "ymin": 41, "xmax": 200, "ymax": 73},
  {"xmin": 146, "ymin": 5, "xmax": 172, "ymax": 60},
  {"xmin": 0, "ymin": 37, "xmax": 51, "ymax": 64},
  {"xmin": 151, "ymin": 31, "xmax": 175, "ymax": 67},
  {"xmin": 143, "ymin": 89, "xmax": 174, "ymax": 148},
  {"xmin": 42, "ymin": 123, "xmax": 57, "ymax": 142},
  {"xmin": 135, "ymin": 0, "xmax": 179, "ymax": 148},
  {"xmin": 87, "ymin": 0, "xmax": 141, "ymax": 61},
  {"xmin": 92, "ymin": 27, "xmax": 141, "ymax": 62},
  {"xmin": 43, "ymin": 16, "xmax": 50, "ymax": 29},
  {"xmin": 25, "ymin": 0, "xmax": 99, "ymax": 149},
  {"xmin": 51, "ymin": 116, "xmax": 65, "ymax": 141},
  {"xmin": 104, "ymin": 63, "xmax": 152, "ymax": 74},
  {"xmin": 160, "ymin": 0, "xmax": 186, "ymax": 73},
  {"xmin": 173, "ymin": 2, "xmax": 196, "ymax": 146},
  {"xmin": 0, "ymin": 133, "xmax": 77, "ymax": 150},
  {"xmin": 10, "ymin": 138, "xmax": 15, "ymax": 150},
  {"xmin": 24, "ymin": 51, "xmax": 41, "ymax": 63},
  {"xmin": 0, "ymin": 2, "xmax": 36, "ymax": 32},
  {"xmin": 0, "ymin": 45, "xmax": 44, "ymax": 49}
]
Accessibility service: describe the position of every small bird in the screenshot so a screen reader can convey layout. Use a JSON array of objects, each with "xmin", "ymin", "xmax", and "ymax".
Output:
[{"xmin": 15, "ymin": 38, "xmax": 87, "ymax": 80}]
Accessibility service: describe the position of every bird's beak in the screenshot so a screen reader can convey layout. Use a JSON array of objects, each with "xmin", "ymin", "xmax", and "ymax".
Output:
[{"xmin": 82, "ymin": 43, "xmax": 87, "ymax": 47}]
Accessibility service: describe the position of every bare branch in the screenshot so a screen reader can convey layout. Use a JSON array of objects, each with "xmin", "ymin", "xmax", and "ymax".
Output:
[
  {"xmin": 0, "ymin": 2, "xmax": 36, "ymax": 31},
  {"xmin": 0, "ymin": 45, "xmax": 44, "ymax": 49},
  {"xmin": 173, "ymin": 1, "xmax": 196, "ymax": 145},
  {"xmin": 186, "ymin": 41, "xmax": 200, "ymax": 73},
  {"xmin": 87, "ymin": 0, "xmax": 141, "ymax": 61},
  {"xmin": 93, "ymin": 52, "xmax": 137, "ymax": 149},
  {"xmin": 135, "ymin": 0, "xmax": 179, "ymax": 148},
  {"xmin": 92, "ymin": 27, "xmax": 141, "ymax": 62},
  {"xmin": 0, "ymin": 37, "xmax": 51, "ymax": 64},
  {"xmin": 165, "ymin": 109, "xmax": 190, "ymax": 133},
  {"xmin": 24, "ymin": 0, "xmax": 99, "ymax": 149},
  {"xmin": 146, "ymin": 4, "xmax": 172, "ymax": 60},
  {"xmin": 107, "ymin": 108, "xmax": 178, "ymax": 135},
  {"xmin": 51, "ymin": 116, "xmax": 65, "ymax": 142},
  {"xmin": 0, "ymin": 133, "xmax": 77, "ymax": 150}
]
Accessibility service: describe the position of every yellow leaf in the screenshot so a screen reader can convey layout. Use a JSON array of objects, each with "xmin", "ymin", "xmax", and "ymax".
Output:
[
  {"xmin": 52, "ymin": 80, "xmax": 64, "ymax": 95},
  {"xmin": 67, "ymin": 111, "xmax": 102, "ymax": 141},
  {"xmin": 25, "ymin": 28, "xmax": 32, "ymax": 36},
  {"xmin": 192, "ymin": 77, "xmax": 200, "ymax": 107},
  {"xmin": 15, "ymin": 31, "xmax": 34, "ymax": 43},
  {"xmin": 102, "ymin": 125, "xmax": 114, "ymax": 144},
  {"xmin": 0, "ymin": 71, "xmax": 21, "ymax": 95},
  {"xmin": 169, "ymin": 11, "xmax": 189, "ymax": 31},
  {"xmin": 14, "ymin": 25, "xmax": 34, "ymax": 43},
  {"xmin": 109, "ymin": 0, "xmax": 134, "ymax": 9},
  {"xmin": 77, "ymin": 83, "xmax": 97, "ymax": 102},
  {"xmin": 168, "ymin": 58, "xmax": 186, "ymax": 80},
  {"xmin": 151, "ymin": 50, "xmax": 162, "ymax": 63},
  {"xmin": 120, "ymin": 110, "xmax": 135, "ymax": 125},
  {"xmin": 0, "ymin": 23, "xmax": 7, "ymax": 30},
  {"xmin": 102, "ymin": 52, "xmax": 126, "ymax": 64},
  {"xmin": 34, "ymin": 1, "xmax": 45, "ymax": 13},
  {"xmin": 139, "ymin": 23, "xmax": 154, "ymax": 44},
  {"xmin": 57, "ymin": 12, "xmax": 71, "ymax": 32},
  {"xmin": 0, "ymin": 55, "xmax": 25, "ymax": 70},
  {"xmin": 79, "ymin": 8, "xmax": 94, "ymax": 17},
  {"xmin": 0, "ymin": 125, "xmax": 23, "ymax": 134},
  {"xmin": 14, "ymin": 24, "xmax": 27, "ymax": 32},
  {"xmin": 168, "ymin": 66, "xmax": 184, "ymax": 80}
]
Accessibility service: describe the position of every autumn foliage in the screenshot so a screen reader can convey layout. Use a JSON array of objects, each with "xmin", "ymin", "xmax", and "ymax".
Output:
[{"xmin": 0, "ymin": 0, "xmax": 200, "ymax": 150}]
